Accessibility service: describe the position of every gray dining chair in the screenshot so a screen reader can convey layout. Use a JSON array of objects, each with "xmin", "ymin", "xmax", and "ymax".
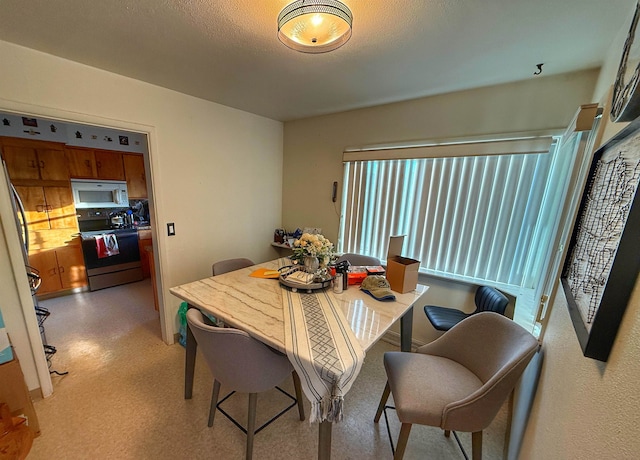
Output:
[
  {"xmin": 336, "ymin": 253, "xmax": 381, "ymax": 266},
  {"xmin": 212, "ymin": 258, "xmax": 255, "ymax": 276},
  {"xmin": 209, "ymin": 258, "xmax": 255, "ymax": 327},
  {"xmin": 424, "ymin": 285, "xmax": 509, "ymax": 331},
  {"xmin": 187, "ymin": 309, "xmax": 305, "ymax": 460},
  {"xmin": 374, "ymin": 312, "xmax": 538, "ymax": 460}
]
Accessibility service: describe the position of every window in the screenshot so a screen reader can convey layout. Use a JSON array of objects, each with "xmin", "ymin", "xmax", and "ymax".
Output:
[{"xmin": 338, "ymin": 136, "xmax": 574, "ymax": 329}]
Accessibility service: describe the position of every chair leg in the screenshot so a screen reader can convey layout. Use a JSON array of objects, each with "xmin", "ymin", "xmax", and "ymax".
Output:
[
  {"xmin": 246, "ymin": 393, "xmax": 258, "ymax": 460},
  {"xmin": 394, "ymin": 423, "xmax": 412, "ymax": 460},
  {"xmin": 472, "ymin": 431, "xmax": 482, "ymax": 460},
  {"xmin": 292, "ymin": 371, "xmax": 306, "ymax": 421},
  {"xmin": 208, "ymin": 380, "xmax": 221, "ymax": 427},
  {"xmin": 444, "ymin": 429, "xmax": 451, "ymax": 437},
  {"xmin": 374, "ymin": 382, "xmax": 391, "ymax": 423}
]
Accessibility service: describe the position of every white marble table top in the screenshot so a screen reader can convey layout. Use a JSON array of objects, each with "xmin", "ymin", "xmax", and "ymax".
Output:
[{"xmin": 170, "ymin": 258, "xmax": 429, "ymax": 353}]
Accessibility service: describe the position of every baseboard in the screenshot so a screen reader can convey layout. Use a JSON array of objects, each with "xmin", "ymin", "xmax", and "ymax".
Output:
[
  {"xmin": 36, "ymin": 286, "xmax": 88, "ymax": 301},
  {"xmin": 30, "ymin": 387, "xmax": 43, "ymax": 401},
  {"xmin": 382, "ymin": 330, "xmax": 425, "ymax": 351}
]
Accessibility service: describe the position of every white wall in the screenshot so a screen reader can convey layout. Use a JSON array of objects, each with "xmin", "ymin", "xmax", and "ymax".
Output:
[
  {"xmin": 520, "ymin": 280, "xmax": 640, "ymax": 458},
  {"xmin": 282, "ymin": 69, "xmax": 599, "ymax": 344},
  {"xmin": 282, "ymin": 70, "xmax": 599, "ymax": 246},
  {"xmin": 0, "ymin": 40, "xmax": 284, "ymax": 390},
  {"xmin": 519, "ymin": 4, "xmax": 640, "ymax": 457}
]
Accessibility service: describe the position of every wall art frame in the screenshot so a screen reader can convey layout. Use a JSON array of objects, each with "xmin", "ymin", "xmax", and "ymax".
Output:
[
  {"xmin": 611, "ymin": 1, "xmax": 640, "ymax": 122},
  {"xmin": 561, "ymin": 116, "xmax": 640, "ymax": 362}
]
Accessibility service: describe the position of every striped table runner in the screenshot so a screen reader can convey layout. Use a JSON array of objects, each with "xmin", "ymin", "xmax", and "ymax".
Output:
[{"xmin": 282, "ymin": 288, "xmax": 365, "ymax": 423}]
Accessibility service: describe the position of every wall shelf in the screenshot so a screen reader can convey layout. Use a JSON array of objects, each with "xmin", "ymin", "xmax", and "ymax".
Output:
[{"xmin": 271, "ymin": 242, "xmax": 293, "ymax": 250}]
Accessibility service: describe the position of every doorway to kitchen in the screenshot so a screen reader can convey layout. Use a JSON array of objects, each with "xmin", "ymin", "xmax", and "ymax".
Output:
[{"xmin": 0, "ymin": 109, "xmax": 164, "ymax": 387}]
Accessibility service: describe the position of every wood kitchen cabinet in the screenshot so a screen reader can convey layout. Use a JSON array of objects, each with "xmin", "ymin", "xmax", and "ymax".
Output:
[
  {"xmin": 1, "ymin": 138, "xmax": 68, "ymax": 182},
  {"xmin": 65, "ymin": 147, "xmax": 125, "ymax": 180},
  {"xmin": 138, "ymin": 229, "xmax": 152, "ymax": 278},
  {"xmin": 95, "ymin": 150, "xmax": 125, "ymax": 180},
  {"xmin": 29, "ymin": 244, "xmax": 86, "ymax": 296},
  {"xmin": 65, "ymin": 148, "xmax": 97, "ymax": 178},
  {"xmin": 123, "ymin": 154, "xmax": 147, "ymax": 198},
  {"xmin": 13, "ymin": 185, "xmax": 78, "ymax": 230},
  {"xmin": 138, "ymin": 228, "xmax": 157, "ymax": 310},
  {"xmin": 3, "ymin": 137, "xmax": 87, "ymax": 296}
]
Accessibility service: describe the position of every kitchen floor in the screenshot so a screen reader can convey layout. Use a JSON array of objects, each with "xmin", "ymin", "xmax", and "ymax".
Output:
[{"xmin": 30, "ymin": 280, "xmax": 508, "ymax": 459}]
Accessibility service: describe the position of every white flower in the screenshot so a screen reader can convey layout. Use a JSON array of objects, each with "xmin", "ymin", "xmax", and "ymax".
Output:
[{"xmin": 292, "ymin": 233, "xmax": 334, "ymax": 262}]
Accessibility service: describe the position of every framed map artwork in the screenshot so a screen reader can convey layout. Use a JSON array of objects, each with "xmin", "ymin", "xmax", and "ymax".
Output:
[{"xmin": 561, "ymin": 119, "xmax": 640, "ymax": 362}]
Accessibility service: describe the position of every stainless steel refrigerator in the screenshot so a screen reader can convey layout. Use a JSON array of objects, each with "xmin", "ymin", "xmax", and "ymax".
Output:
[{"xmin": 2, "ymin": 160, "xmax": 55, "ymax": 362}]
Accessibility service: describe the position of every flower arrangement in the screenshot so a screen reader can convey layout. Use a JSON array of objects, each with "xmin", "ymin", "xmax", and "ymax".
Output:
[{"xmin": 291, "ymin": 233, "xmax": 335, "ymax": 266}]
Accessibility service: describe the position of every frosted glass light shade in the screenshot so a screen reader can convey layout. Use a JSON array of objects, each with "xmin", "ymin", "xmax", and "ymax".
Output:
[{"xmin": 277, "ymin": 0, "xmax": 353, "ymax": 54}]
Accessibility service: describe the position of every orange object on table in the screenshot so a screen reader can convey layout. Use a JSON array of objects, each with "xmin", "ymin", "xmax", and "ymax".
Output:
[
  {"xmin": 249, "ymin": 268, "xmax": 281, "ymax": 279},
  {"xmin": 347, "ymin": 267, "xmax": 367, "ymax": 285}
]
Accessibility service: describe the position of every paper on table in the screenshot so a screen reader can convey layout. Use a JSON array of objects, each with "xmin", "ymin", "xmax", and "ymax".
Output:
[{"xmin": 249, "ymin": 268, "xmax": 281, "ymax": 279}]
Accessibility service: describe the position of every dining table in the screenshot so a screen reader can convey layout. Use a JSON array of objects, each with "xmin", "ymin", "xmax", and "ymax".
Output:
[{"xmin": 170, "ymin": 258, "xmax": 429, "ymax": 460}]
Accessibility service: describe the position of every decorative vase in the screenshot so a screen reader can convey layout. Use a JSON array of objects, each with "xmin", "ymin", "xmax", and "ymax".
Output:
[
  {"xmin": 304, "ymin": 256, "xmax": 319, "ymax": 274},
  {"xmin": 319, "ymin": 256, "xmax": 329, "ymax": 268}
]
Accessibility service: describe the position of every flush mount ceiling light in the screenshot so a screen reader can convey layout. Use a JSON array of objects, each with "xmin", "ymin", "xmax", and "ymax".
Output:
[{"xmin": 277, "ymin": 0, "xmax": 353, "ymax": 54}]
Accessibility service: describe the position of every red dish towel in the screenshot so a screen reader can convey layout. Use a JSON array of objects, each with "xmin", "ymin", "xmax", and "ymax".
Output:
[{"xmin": 95, "ymin": 234, "xmax": 120, "ymax": 258}]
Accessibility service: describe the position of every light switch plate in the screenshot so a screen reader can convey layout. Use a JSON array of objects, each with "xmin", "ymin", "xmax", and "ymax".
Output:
[{"xmin": 167, "ymin": 222, "xmax": 175, "ymax": 236}]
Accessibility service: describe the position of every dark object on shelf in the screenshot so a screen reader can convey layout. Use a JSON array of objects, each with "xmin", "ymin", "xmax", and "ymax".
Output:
[
  {"xmin": 274, "ymin": 228, "xmax": 285, "ymax": 244},
  {"xmin": 424, "ymin": 286, "xmax": 509, "ymax": 331}
]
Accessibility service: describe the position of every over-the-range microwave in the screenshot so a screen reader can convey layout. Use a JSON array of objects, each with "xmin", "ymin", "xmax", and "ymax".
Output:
[{"xmin": 71, "ymin": 179, "xmax": 129, "ymax": 209}]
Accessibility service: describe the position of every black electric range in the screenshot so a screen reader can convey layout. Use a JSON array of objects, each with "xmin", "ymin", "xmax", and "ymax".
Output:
[{"xmin": 77, "ymin": 208, "xmax": 143, "ymax": 291}]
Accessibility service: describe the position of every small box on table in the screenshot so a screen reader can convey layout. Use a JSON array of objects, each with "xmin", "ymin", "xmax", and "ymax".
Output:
[
  {"xmin": 347, "ymin": 266, "xmax": 368, "ymax": 285},
  {"xmin": 385, "ymin": 236, "xmax": 420, "ymax": 293},
  {"xmin": 347, "ymin": 265, "xmax": 387, "ymax": 285},
  {"xmin": 366, "ymin": 266, "xmax": 386, "ymax": 275}
]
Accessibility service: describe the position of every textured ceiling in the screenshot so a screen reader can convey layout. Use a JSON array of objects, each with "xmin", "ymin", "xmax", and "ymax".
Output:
[{"xmin": 0, "ymin": 0, "xmax": 635, "ymax": 121}]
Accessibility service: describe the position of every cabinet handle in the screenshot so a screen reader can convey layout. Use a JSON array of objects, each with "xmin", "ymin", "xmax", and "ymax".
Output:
[
  {"xmin": 36, "ymin": 204, "xmax": 45, "ymax": 212},
  {"xmin": 96, "ymin": 161, "xmax": 102, "ymax": 169},
  {"xmin": 59, "ymin": 266, "xmax": 65, "ymax": 274},
  {"xmin": 85, "ymin": 160, "xmax": 91, "ymax": 167},
  {"xmin": 45, "ymin": 204, "xmax": 53, "ymax": 212},
  {"xmin": 29, "ymin": 160, "xmax": 37, "ymax": 169},
  {"xmin": 50, "ymin": 267, "xmax": 57, "ymax": 275},
  {"xmin": 39, "ymin": 160, "xmax": 45, "ymax": 169}
]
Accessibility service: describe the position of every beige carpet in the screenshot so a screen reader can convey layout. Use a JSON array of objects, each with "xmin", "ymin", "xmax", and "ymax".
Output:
[{"xmin": 30, "ymin": 279, "xmax": 507, "ymax": 459}]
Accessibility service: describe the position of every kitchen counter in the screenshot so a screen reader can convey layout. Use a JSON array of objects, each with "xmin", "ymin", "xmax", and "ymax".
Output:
[
  {"xmin": 144, "ymin": 244, "xmax": 159, "ymax": 311},
  {"xmin": 137, "ymin": 228, "xmax": 153, "ymax": 287}
]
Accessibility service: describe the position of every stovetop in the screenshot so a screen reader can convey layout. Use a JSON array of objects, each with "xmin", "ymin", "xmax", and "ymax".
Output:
[{"xmin": 80, "ymin": 228, "xmax": 139, "ymax": 240}]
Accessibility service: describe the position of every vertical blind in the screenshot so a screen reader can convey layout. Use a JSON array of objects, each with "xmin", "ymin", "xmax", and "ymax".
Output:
[{"xmin": 339, "ymin": 137, "xmax": 569, "ymax": 307}]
